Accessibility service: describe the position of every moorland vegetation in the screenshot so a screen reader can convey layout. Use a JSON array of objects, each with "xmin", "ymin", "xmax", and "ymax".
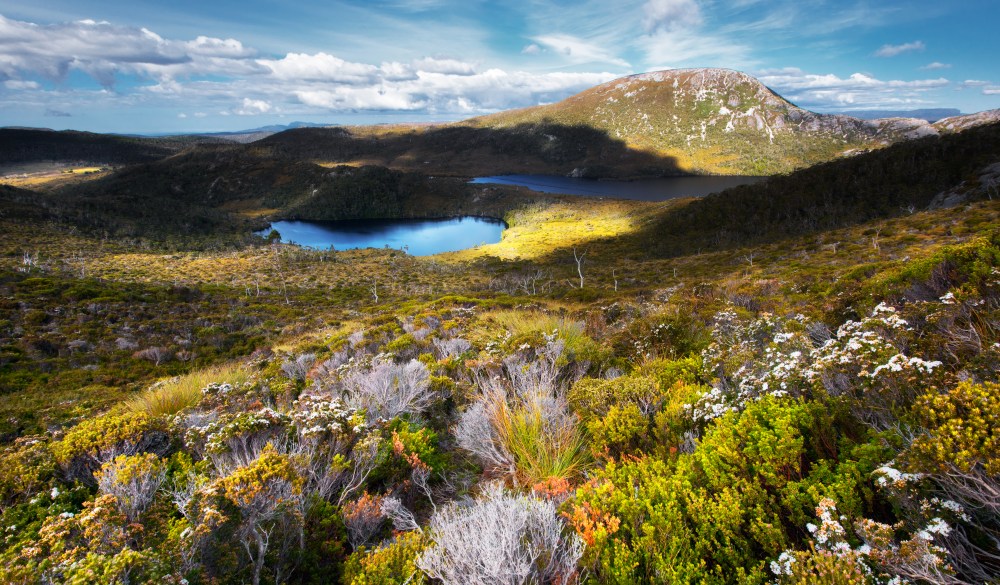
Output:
[{"xmin": 0, "ymin": 100, "xmax": 999, "ymax": 584}]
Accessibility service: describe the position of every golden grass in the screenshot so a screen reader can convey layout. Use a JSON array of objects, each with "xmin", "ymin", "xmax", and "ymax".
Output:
[
  {"xmin": 440, "ymin": 199, "xmax": 661, "ymax": 262},
  {"xmin": 127, "ymin": 362, "xmax": 253, "ymax": 416},
  {"xmin": 0, "ymin": 167, "xmax": 110, "ymax": 189}
]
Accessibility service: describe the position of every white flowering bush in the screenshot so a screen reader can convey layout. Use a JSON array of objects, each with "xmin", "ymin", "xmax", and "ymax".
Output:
[{"xmin": 693, "ymin": 303, "xmax": 947, "ymax": 429}]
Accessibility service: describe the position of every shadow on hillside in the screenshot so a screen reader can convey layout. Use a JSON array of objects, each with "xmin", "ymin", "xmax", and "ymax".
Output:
[
  {"xmin": 258, "ymin": 121, "xmax": 684, "ymax": 179},
  {"xmin": 519, "ymin": 121, "xmax": 1000, "ymax": 267},
  {"xmin": 0, "ymin": 128, "xmax": 226, "ymax": 167}
]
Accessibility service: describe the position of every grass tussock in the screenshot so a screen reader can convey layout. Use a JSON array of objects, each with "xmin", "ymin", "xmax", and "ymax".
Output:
[
  {"xmin": 491, "ymin": 391, "xmax": 590, "ymax": 486},
  {"xmin": 127, "ymin": 362, "xmax": 252, "ymax": 417}
]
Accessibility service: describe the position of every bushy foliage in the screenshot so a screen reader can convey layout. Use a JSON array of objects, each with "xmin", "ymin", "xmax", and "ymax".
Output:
[
  {"xmin": 52, "ymin": 411, "xmax": 169, "ymax": 483},
  {"xmin": 341, "ymin": 531, "xmax": 426, "ymax": 585},
  {"xmin": 457, "ymin": 340, "xmax": 590, "ymax": 485},
  {"xmin": 569, "ymin": 396, "xmax": 883, "ymax": 584}
]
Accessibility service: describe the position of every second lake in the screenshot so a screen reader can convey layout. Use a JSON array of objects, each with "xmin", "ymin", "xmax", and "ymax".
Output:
[{"xmin": 470, "ymin": 174, "xmax": 765, "ymax": 201}]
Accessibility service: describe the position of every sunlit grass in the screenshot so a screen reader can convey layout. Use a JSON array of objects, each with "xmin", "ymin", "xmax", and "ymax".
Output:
[{"xmin": 127, "ymin": 362, "xmax": 252, "ymax": 417}]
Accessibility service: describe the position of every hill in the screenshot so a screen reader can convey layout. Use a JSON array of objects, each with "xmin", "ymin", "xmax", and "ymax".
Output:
[
  {"xmin": 0, "ymin": 128, "xmax": 226, "ymax": 168},
  {"xmin": 259, "ymin": 69, "xmax": 997, "ymax": 177},
  {"xmin": 639, "ymin": 120, "xmax": 1000, "ymax": 256}
]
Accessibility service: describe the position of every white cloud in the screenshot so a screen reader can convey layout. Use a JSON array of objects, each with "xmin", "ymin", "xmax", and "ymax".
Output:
[
  {"xmin": 177, "ymin": 113, "xmax": 187, "ymax": 118},
  {"xmin": 235, "ymin": 98, "xmax": 272, "ymax": 115},
  {"xmin": 0, "ymin": 14, "xmax": 261, "ymax": 87},
  {"xmin": 640, "ymin": 29, "xmax": 753, "ymax": 69},
  {"xmin": 4, "ymin": 79, "xmax": 39, "ymax": 89},
  {"xmin": 643, "ymin": 0, "xmax": 702, "ymax": 33},
  {"xmin": 521, "ymin": 44, "xmax": 541, "ymax": 55},
  {"xmin": 758, "ymin": 67, "xmax": 949, "ymax": 109},
  {"xmin": 0, "ymin": 13, "xmax": 621, "ymax": 119},
  {"xmin": 412, "ymin": 57, "xmax": 476, "ymax": 76},
  {"xmin": 259, "ymin": 53, "xmax": 379, "ymax": 84},
  {"xmin": 920, "ymin": 62, "xmax": 951, "ymax": 70},
  {"xmin": 960, "ymin": 80, "xmax": 990, "ymax": 88},
  {"xmin": 873, "ymin": 41, "xmax": 925, "ymax": 58},
  {"xmin": 984, "ymin": 86, "xmax": 1000, "ymax": 96},
  {"xmin": 529, "ymin": 34, "xmax": 630, "ymax": 68}
]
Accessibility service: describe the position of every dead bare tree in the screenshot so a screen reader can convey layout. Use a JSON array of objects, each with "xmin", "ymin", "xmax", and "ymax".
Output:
[{"xmin": 572, "ymin": 248, "xmax": 586, "ymax": 289}]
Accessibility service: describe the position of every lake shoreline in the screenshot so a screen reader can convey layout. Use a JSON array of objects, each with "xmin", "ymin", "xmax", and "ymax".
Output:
[{"xmin": 470, "ymin": 174, "xmax": 766, "ymax": 201}]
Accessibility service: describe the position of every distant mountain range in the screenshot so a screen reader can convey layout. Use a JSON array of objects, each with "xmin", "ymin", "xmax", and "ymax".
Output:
[
  {"xmin": 835, "ymin": 109, "xmax": 962, "ymax": 122},
  {"xmin": 3, "ymin": 68, "xmax": 998, "ymax": 177}
]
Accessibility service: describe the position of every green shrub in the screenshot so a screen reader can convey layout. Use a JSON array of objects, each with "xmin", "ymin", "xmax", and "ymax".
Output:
[
  {"xmin": 569, "ymin": 397, "xmax": 880, "ymax": 584},
  {"xmin": 341, "ymin": 532, "xmax": 426, "ymax": 585}
]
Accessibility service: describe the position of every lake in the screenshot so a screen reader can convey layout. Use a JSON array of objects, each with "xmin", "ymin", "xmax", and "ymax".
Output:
[
  {"xmin": 470, "ymin": 174, "xmax": 764, "ymax": 201},
  {"xmin": 260, "ymin": 217, "xmax": 506, "ymax": 256}
]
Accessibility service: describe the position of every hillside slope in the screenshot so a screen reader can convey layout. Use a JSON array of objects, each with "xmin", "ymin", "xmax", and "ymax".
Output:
[
  {"xmin": 262, "ymin": 69, "xmax": 998, "ymax": 177},
  {"xmin": 639, "ymin": 120, "xmax": 1000, "ymax": 256},
  {"xmin": 0, "ymin": 128, "xmax": 226, "ymax": 167},
  {"xmin": 467, "ymin": 68, "xmax": 932, "ymax": 175}
]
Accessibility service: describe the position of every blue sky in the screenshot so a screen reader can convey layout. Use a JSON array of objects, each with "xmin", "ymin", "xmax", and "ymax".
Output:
[{"xmin": 1, "ymin": 0, "xmax": 998, "ymax": 133}]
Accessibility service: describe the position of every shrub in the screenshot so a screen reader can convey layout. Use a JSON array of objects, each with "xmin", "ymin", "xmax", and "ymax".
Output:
[
  {"xmin": 906, "ymin": 381, "xmax": 1000, "ymax": 475},
  {"xmin": 340, "ymin": 358, "xmax": 435, "ymax": 421},
  {"xmin": 52, "ymin": 411, "xmax": 169, "ymax": 483},
  {"xmin": 95, "ymin": 452, "xmax": 167, "ymax": 522},
  {"xmin": 342, "ymin": 531, "xmax": 427, "ymax": 585},
  {"xmin": 569, "ymin": 397, "xmax": 877, "ymax": 584},
  {"xmin": 417, "ymin": 483, "xmax": 583, "ymax": 585},
  {"xmin": 458, "ymin": 342, "xmax": 590, "ymax": 485}
]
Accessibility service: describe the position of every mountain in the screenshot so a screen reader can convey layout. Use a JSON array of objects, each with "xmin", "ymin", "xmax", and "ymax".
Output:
[
  {"xmin": 185, "ymin": 122, "xmax": 334, "ymax": 144},
  {"xmin": 838, "ymin": 108, "xmax": 962, "ymax": 122},
  {"xmin": 465, "ymin": 68, "xmax": 941, "ymax": 175},
  {"xmin": 260, "ymin": 69, "xmax": 995, "ymax": 177},
  {"xmin": 933, "ymin": 109, "xmax": 1000, "ymax": 133},
  {"xmin": 7, "ymin": 69, "xmax": 999, "ymax": 178}
]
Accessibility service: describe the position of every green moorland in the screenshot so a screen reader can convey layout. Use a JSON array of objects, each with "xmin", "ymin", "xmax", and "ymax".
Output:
[{"xmin": 0, "ymin": 123, "xmax": 999, "ymax": 585}]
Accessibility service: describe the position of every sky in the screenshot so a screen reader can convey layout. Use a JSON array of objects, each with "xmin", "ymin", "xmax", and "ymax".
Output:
[{"xmin": 1, "ymin": 0, "xmax": 998, "ymax": 133}]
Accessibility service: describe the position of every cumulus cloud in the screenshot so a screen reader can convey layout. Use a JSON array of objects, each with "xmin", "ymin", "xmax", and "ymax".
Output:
[
  {"xmin": 643, "ymin": 0, "xmax": 703, "ymax": 33},
  {"xmin": 412, "ymin": 57, "xmax": 476, "ymax": 76},
  {"xmin": 920, "ymin": 62, "xmax": 951, "ymax": 70},
  {"xmin": 758, "ymin": 67, "xmax": 949, "ymax": 109},
  {"xmin": 259, "ymin": 53, "xmax": 379, "ymax": 84},
  {"xmin": 960, "ymin": 80, "xmax": 990, "ymax": 88},
  {"xmin": 873, "ymin": 40, "xmax": 925, "ymax": 58},
  {"xmin": 235, "ymin": 98, "xmax": 272, "ymax": 115},
  {"xmin": 0, "ymin": 14, "xmax": 260, "ymax": 87},
  {"xmin": 0, "ymin": 13, "xmax": 621, "ymax": 119},
  {"xmin": 529, "ymin": 34, "xmax": 630, "ymax": 68}
]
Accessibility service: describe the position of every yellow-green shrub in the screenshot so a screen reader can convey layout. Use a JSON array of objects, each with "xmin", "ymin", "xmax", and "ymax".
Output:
[{"xmin": 341, "ymin": 532, "xmax": 426, "ymax": 585}]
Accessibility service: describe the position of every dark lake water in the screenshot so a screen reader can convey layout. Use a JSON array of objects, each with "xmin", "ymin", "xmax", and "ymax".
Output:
[
  {"xmin": 260, "ymin": 217, "xmax": 505, "ymax": 255},
  {"xmin": 470, "ymin": 174, "xmax": 764, "ymax": 201}
]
